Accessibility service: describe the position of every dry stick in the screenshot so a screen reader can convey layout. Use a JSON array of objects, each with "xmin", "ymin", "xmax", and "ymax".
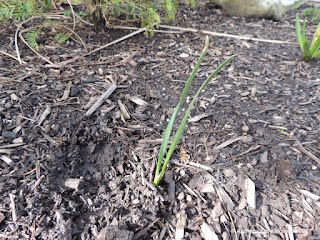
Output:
[
  {"xmin": 0, "ymin": 50, "xmax": 27, "ymax": 64},
  {"xmin": 14, "ymin": 16, "xmax": 42, "ymax": 65},
  {"xmin": 85, "ymin": 83, "xmax": 117, "ymax": 117},
  {"xmin": 112, "ymin": 25, "xmax": 182, "ymax": 34},
  {"xmin": 46, "ymin": 26, "xmax": 150, "ymax": 68},
  {"xmin": 66, "ymin": 0, "xmax": 76, "ymax": 31},
  {"xmin": 160, "ymin": 25, "xmax": 298, "ymax": 45},
  {"xmin": 60, "ymin": 25, "xmax": 87, "ymax": 51},
  {"xmin": 19, "ymin": 31, "xmax": 54, "ymax": 65},
  {"xmin": 298, "ymin": 142, "xmax": 320, "ymax": 167},
  {"xmin": 9, "ymin": 194, "xmax": 17, "ymax": 222},
  {"xmin": 213, "ymin": 135, "xmax": 249, "ymax": 151}
]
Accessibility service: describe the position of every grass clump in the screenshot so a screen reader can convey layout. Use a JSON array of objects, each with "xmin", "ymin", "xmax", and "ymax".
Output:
[
  {"xmin": 303, "ymin": 7, "xmax": 320, "ymax": 22},
  {"xmin": 296, "ymin": 13, "xmax": 320, "ymax": 61},
  {"xmin": 153, "ymin": 36, "xmax": 235, "ymax": 187}
]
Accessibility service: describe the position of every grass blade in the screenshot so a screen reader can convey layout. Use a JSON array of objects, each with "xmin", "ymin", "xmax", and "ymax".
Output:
[
  {"xmin": 303, "ymin": 39, "xmax": 311, "ymax": 60},
  {"xmin": 313, "ymin": 50, "xmax": 320, "ymax": 58},
  {"xmin": 310, "ymin": 35, "xmax": 320, "ymax": 56},
  {"xmin": 154, "ymin": 36, "xmax": 210, "ymax": 184},
  {"xmin": 154, "ymin": 54, "xmax": 235, "ymax": 186},
  {"xmin": 296, "ymin": 14, "xmax": 304, "ymax": 51}
]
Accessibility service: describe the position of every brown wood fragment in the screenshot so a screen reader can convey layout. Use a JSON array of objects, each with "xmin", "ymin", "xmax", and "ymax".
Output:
[{"xmin": 85, "ymin": 83, "xmax": 117, "ymax": 117}]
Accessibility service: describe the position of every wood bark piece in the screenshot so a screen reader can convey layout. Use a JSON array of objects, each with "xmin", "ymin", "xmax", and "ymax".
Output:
[
  {"xmin": 117, "ymin": 100, "xmax": 131, "ymax": 119},
  {"xmin": 245, "ymin": 177, "xmax": 256, "ymax": 209},
  {"xmin": 175, "ymin": 211, "xmax": 186, "ymax": 240},
  {"xmin": 200, "ymin": 222, "xmax": 219, "ymax": 240},
  {"xmin": 213, "ymin": 135, "xmax": 250, "ymax": 151},
  {"xmin": 85, "ymin": 83, "xmax": 117, "ymax": 117}
]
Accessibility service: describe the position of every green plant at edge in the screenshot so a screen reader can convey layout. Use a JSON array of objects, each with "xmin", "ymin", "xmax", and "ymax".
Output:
[
  {"xmin": 55, "ymin": 33, "xmax": 70, "ymax": 43},
  {"xmin": 153, "ymin": 36, "xmax": 235, "ymax": 187},
  {"xmin": 296, "ymin": 13, "xmax": 320, "ymax": 61},
  {"xmin": 303, "ymin": 7, "xmax": 320, "ymax": 22},
  {"xmin": 24, "ymin": 29, "xmax": 40, "ymax": 50}
]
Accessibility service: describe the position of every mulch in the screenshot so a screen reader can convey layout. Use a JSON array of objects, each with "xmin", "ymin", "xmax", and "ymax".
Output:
[{"xmin": 0, "ymin": 2, "xmax": 320, "ymax": 240}]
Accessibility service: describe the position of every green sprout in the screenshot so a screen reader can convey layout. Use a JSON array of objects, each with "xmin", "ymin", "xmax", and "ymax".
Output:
[
  {"xmin": 296, "ymin": 13, "xmax": 320, "ymax": 61},
  {"xmin": 153, "ymin": 36, "xmax": 235, "ymax": 186}
]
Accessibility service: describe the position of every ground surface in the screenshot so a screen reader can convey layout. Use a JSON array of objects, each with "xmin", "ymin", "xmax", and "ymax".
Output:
[{"xmin": 0, "ymin": 2, "xmax": 320, "ymax": 240}]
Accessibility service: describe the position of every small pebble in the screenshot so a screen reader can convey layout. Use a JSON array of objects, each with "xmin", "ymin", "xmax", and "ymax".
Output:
[
  {"xmin": 223, "ymin": 168, "xmax": 235, "ymax": 177},
  {"xmin": 179, "ymin": 53, "xmax": 189, "ymax": 58},
  {"xmin": 177, "ymin": 192, "xmax": 185, "ymax": 200},
  {"xmin": 240, "ymin": 91, "xmax": 250, "ymax": 97},
  {"xmin": 242, "ymin": 125, "xmax": 249, "ymax": 132},
  {"xmin": 272, "ymin": 115, "xmax": 286, "ymax": 125},
  {"xmin": 260, "ymin": 151, "xmax": 268, "ymax": 163}
]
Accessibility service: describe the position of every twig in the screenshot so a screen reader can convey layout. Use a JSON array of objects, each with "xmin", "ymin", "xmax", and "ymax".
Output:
[
  {"xmin": 232, "ymin": 145, "xmax": 261, "ymax": 159},
  {"xmin": 66, "ymin": 0, "xmax": 76, "ymax": 32},
  {"xmin": 85, "ymin": 83, "xmax": 117, "ymax": 117},
  {"xmin": 9, "ymin": 194, "xmax": 17, "ymax": 222},
  {"xmin": 182, "ymin": 182, "xmax": 207, "ymax": 202},
  {"xmin": 0, "ymin": 50, "xmax": 27, "ymax": 64},
  {"xmin": 19, "ymin": 31, "xmax": 54, "ymax": 65},
  {"xmin": 14, "ymin": 23, "xmax": 22, "ymax": 65},
  {"xmin": 60, "ymin": 25, "xmax": 87, "ymax": 51},
  {"xmin": 213, "ymin": 135, "xmax": 250, "ymax": 151},
  {"xmin": 45, "ymin": 25, "xmax": 152, "ymax": 68},
  {"xmin": 172, "ymin": 159, "xmax": 214, "ymax": 172},
  {"xmin": 228, "ymin": 211, "xmax": 239, "ymax": 240},
  {"xmin": 297, "ymin": 142, "xmax": 320, "ymax": 167},
  {"xmin": 160, "ymin": 25, "xmax": 298, "ymax": 45},
  {"xmin": 14, "ymin": 16, "xmax": 42, "ymax": 65},
  {"xmin": 112, "ymin": 25, "xmax": 182, "ymax": 34}
]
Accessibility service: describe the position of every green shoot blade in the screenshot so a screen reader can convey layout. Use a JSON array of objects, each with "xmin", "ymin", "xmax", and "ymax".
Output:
[
  {"xmin": 313, "ymin": 50, "xmax": 320, "ymax": 58},
  {"xmin": 302, "ymin": 18, "xmax": 307, "ymax": 43},
  {"xmin": 303, "ymin": 39, "xmax": 311, "ymax": 60},
  {"xmin": 154, "ymin": 36, "xmax": 209, "ymax": 185},
  {"xmin": 154, "ymin": 54, "xmax": 235, "ymax": 186},
  {"xmin": 310, "ymin": 36, "xmax": 320, "ymax": 56},
  {"xmin": 296, "ymin": 14, "xmax": 304, "ymax": 51}
]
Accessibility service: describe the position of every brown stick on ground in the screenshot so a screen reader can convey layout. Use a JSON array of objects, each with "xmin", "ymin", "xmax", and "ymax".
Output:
[
  {"xmin": 85, "ymin": 83, "xmax": 117, "ymax": 117},
  {"xmin": 160, "ymin": 25, "xmax": 298, "ymax": 45}
]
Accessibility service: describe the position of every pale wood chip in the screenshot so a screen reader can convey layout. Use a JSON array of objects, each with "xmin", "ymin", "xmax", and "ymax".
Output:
[
  {"xmin": 117, "ymin": 99, "xmax": 131, "ymax": 119},
  {"xmin": 64, "ymin": 178, "xmax": 82, "ymax": 191},
  {"xmin": 188, "ymin": 112, "xmax": 213, "ymax": 123},
  {"xmin": 245, "ymin": 177, "xmax": 256, "ymax": 209},
  {"xmin": 57, "ymin": 80, "xmax": 72, "ymax": 101},
  {"xmin": 200, "ymin": 222, "xmax": 219, "ymax": 240},
  {"xmin": 213, "ymin": 135, "xmax": 250, "ymax": 151},
  {"xmin": 175, "ymin": 211, "xmax": 186, "ymax": 240}
]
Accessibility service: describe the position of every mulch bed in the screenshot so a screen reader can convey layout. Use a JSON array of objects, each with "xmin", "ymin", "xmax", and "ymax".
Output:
[{"xmin": 0, "ymin": 2, "xmax": 320, "ymax": 240}]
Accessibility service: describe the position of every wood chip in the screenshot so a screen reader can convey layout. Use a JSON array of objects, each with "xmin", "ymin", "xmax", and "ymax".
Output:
[
  {"xmin": 37, "ymin": 105, "xmax": 51, "ymax": 126},
  {"xmin": 175, "ymin": 211, "xmax": 186, "ymax": 240},
  {"xmin": 57, "ymin": 81, "xmax": 72, "ymax": 101},
  {"xmin": 245, "ymin": 177, "xmax": 256, "ymax": 209},
  {"xmin": 117, "ymin": 99, "xmax": 131, "ymax": 119},
  {"xmin": 64, "ymin": 178, "xmax": 82, "ymax": 191},
  {"xmin": 200, "ymin": 222, "xmax": 219, "ymax": 240},
  {"xmin": 217, "ymin": 186, "xmax": 235, "ymax": 210},
  {"xmin": 1, "ymin": 155, "xmax": 14, "ymax": 165},
  {"xmin": 188, "ymin": 112, "xmax": 213, "ymax": 123},
  {"xmin": 213, "ymin": 135, "xmax": 250, "ymax": 151}
]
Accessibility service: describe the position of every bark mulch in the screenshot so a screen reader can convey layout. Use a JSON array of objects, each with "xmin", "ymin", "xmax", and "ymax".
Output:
[{"xmin": 0, "ymin": 2, "xmax": 320, "ymax": 240}]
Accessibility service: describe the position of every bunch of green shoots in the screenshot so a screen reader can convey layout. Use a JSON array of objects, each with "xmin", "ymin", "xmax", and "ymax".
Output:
[
  {"xmin": 296, "ymin": 13, "xmax": 320, "ymax": 61},
  {"xmin": 153, "ymin": 36, "xmax": 235, "ymax": 187}
]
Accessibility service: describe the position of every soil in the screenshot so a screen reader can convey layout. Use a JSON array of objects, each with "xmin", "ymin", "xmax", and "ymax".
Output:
[{"xmin": 0, "ymin": 2, "xmax": 320, "ymax": 240}]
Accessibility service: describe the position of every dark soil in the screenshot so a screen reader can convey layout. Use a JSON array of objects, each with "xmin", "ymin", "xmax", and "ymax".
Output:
[{"xmin": 0, "ymin": 2, "xmax": 320, "ymax": 240}]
